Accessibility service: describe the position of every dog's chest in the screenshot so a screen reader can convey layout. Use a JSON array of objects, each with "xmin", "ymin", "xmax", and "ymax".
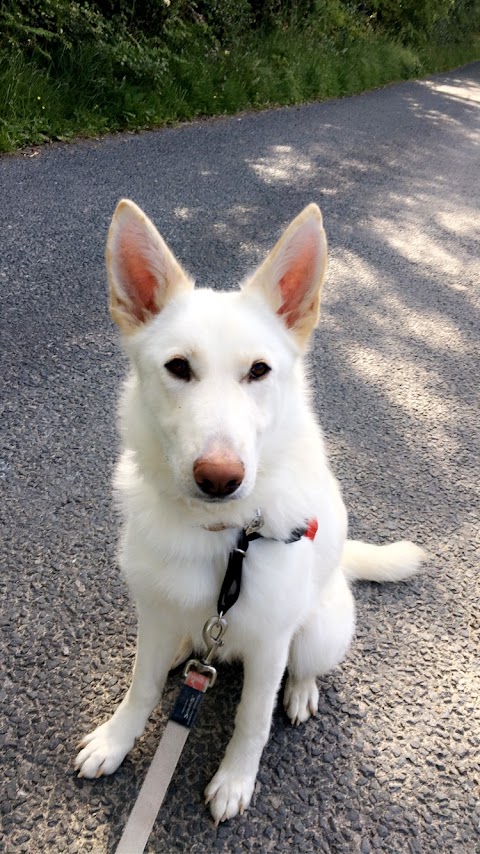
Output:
[
  {"xmin": 127, "ymin": 522, "xmax": 315, "ymax": 657},
  {"xmin": 186, "ymin": 538, "xmax": 315, "ymax": 659}
]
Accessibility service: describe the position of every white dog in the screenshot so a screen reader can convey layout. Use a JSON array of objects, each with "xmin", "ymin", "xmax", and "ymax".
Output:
[{"xmin": 74, "ymin": 200, "xmax": 424, "ymax": 824}]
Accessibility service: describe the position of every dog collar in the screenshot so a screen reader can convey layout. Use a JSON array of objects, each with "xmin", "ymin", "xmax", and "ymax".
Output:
[
  {"xmin": 204, "ymin": 523, "xmax": 236, "ymax": 532},
  {"xmin": 217, "ymin": 513, "xmax": 318, "ymax": 616}
]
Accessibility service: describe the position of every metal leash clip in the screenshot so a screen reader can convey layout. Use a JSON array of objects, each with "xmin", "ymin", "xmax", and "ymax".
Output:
[
  {"xmin": 244, "ymin": 510, "xmax": 264, "ymax": 538},
  {"xmin": 183, "ymin": 614, "xmax": 228, "ymax": 688}
]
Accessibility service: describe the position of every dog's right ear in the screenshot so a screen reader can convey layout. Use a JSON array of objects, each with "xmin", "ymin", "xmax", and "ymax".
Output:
[{"xmin": 106, "ymin": 199, "xmax": 193, "ymax": 334}]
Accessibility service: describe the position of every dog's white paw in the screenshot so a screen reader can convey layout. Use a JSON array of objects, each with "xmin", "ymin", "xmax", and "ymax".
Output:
[
  {"xmin": 74, "ymin": 720, "xmax": 135, "ymax": 779},
  {"xmin": 205, "ymin": 767, "xmax": 256, "ymax": 825},
  {"xmin": 283, "ymin": 676, "xmax": 319, "ymax": 725}
]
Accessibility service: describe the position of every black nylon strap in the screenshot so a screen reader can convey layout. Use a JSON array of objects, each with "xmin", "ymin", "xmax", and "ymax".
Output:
[
  {"xmin": 284, "ymin": 526, "xmax": 307, "ymax": 543},
  {"xmin": 169, "ymin": 684, "xmax": 205, "ymax": 728},
  {"xmin": 216, "ymin": 524, "xmax": 308, "ymax": 616},
  {"xmin": 217, "ymin": 530, "xmax": 249, "ymax": 616}
]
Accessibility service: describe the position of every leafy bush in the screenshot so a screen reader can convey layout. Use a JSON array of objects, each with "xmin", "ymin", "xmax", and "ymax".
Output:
[
  {"xmin": 0, "ymin": 0, "xmax": 478, "ymax": 151},
  {"xmin": 1, "ymin": 1, "xmax": 110, "ymax": 56},
  {"xmin": 360, "ymin": 0, "xmax": 480, "ymax": 44},
  {"xmin": 2, "ymin": 0, "xmax": 477, "ymax": 53}
]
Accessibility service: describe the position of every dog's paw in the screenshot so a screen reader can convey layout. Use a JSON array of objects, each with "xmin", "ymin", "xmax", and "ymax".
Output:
[
  {"xmin": 283, "ymin": 676, "xmax": 319, "ymax": 725},
  {"xmin": 74, "ymin": 721, "xmax": 135, "ymax": 779},
  {"xmin": 205, "ymin": 767, "xmax": 256, "ymax": 825}
]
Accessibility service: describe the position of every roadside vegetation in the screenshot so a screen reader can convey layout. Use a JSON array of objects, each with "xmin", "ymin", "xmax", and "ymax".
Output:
[{"xmin": 1, "ymin": 0, "xmax": 479, "ymax": 152}]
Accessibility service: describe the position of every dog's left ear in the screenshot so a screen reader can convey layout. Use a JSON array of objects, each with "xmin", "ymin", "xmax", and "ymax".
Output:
[{"xmin": 244, "ymin": 204, "xmax": 327, "ymax": 348}]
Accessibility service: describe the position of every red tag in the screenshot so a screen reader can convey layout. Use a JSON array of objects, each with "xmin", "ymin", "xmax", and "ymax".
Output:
[
  {"xmin": 304, "ymin": 518, "xmax": 318, "ymax": 541},
  {"xmin": 185, "ymin": 671, "xmax": 210, "ymax": 692}
]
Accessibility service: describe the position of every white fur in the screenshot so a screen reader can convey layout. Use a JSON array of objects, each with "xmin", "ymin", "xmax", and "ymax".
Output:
[
  {"xmin": 74, "ymin": 201, "xmax": 425, "ymax": 824},
  {"xmin": 342, "ymin": 540, "xmax": 426, "ymax": 582}
]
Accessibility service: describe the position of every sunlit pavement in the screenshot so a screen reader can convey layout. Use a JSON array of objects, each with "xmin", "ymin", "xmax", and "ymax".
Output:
[{"xmin": 1, "ymin": 62, "xmax": 479, "ymax": 853}]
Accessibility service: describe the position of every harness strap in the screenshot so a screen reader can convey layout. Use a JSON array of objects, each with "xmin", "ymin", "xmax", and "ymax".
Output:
[{"xmin": 217, "ymin": 517, "xmax": 318, "ymax": 616}]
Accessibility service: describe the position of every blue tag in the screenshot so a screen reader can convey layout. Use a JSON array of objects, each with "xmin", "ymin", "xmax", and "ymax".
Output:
[{"xmin": 169, "ymin": 685, "xmax": 205, "ymax": 729}]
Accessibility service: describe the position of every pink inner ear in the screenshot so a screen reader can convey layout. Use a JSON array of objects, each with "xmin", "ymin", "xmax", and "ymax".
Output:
[
  {"xmin": 119, "ymin": 233, "xmax": 158, "ymax": 320},
  {"xmin": 277, "ymin": 235, "xmax": 317, "ymax": 328}
]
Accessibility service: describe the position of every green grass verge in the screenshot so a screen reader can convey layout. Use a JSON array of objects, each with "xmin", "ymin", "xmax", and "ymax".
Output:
[{"xmin": 0, "ymin": 27, "xmax": 478, "ymax": 152}]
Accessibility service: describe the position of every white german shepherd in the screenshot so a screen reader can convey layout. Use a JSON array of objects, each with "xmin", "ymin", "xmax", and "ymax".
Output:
[{"xmin": 75, "ymin": 200, "xmax": 424, "ymax": 824}]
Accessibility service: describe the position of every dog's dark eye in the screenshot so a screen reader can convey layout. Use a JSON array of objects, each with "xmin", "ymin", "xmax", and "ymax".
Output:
[
  {"xmin": 165, "ymin": 358, "xmax": 191, "ymax": 381},
  {"xmin": 248, "ymin": 361, "xmax": 271, "ymax": 381}
]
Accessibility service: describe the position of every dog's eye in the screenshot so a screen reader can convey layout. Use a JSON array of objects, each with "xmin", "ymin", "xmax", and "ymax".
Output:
[
  {"xmin": 248, "ymin": 361, "xmax": 271, "ymax": 381},
  {"xmin": 165, "ymin": 358, "xmax": 191, "ymax": 381}
]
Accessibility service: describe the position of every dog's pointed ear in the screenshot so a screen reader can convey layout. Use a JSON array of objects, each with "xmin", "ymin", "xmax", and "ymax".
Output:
[
  {"xmin": 244, "ymin": 204, "xmax": 327, "ymax": 348},
  {"xmin": 106, "ymin": 199, "xmax": 193, "ymax": 334}
]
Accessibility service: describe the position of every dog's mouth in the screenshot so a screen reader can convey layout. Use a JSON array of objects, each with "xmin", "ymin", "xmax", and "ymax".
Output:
[
  {"xmin": 191, "ymin": 489, "xmax": 243, "ymax": 505},
  {"xmin": 186, "ymin": 482, "xmax": 253, "ymax": 529}
]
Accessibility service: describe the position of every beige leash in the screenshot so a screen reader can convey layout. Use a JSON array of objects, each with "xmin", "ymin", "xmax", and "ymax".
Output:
[
  {"xmin": 115, "ymin": 720, "xmax": 189, "ymax": 854},
  {"xmin": 115, "ymin": 617, "xmax": 227, "ymax": 854}
]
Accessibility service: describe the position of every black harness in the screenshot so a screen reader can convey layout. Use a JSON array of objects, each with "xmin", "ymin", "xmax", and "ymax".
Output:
[{"xmin": 217, "ymin": 519, "xmax": 317, "ymax": 616}]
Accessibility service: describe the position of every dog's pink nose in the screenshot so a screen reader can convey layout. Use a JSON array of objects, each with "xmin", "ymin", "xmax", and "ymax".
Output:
[{"xmin": 193, "ymin": 450, "xmax": 245, "ymax": 498}]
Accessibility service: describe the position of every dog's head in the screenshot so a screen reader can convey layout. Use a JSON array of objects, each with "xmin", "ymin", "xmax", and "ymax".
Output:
[{"xmin": 107, "ymin": 200, "xmax": 327, "ymax": 508}]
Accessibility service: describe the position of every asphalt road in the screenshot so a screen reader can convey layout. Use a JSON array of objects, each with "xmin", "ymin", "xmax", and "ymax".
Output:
[{"xmin": 1, "ymin": 63, "xmax": 479, "ymax": 854}]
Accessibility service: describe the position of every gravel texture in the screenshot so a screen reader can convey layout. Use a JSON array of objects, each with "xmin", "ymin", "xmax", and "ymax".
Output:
[{"xmin": 1, "ymin": 63, "xmax": 479, "ymax": 853}]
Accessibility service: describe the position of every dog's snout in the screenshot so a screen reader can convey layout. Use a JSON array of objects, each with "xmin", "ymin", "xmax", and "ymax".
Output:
[{"xmin": 193, "ymin": 450, "xmax": 245, "ymax": 498}]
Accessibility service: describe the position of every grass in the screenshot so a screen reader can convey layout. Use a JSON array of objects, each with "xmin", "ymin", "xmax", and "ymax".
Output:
[{"xmin": 0, "ymin": 22, "xmax": 478, "ymax": 152}]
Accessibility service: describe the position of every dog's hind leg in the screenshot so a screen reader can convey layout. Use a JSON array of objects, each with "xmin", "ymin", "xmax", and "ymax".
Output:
[
  {"xmin": 284, "ymin": 568, "xmax": 355, "ymax": 725},
  {"xmin": 74, "ymin": 600, "xmax": 182, "ymax": 779},
  {"xmin": 170, "ymin": 635, "xmax": 193, "ymax": 670}
]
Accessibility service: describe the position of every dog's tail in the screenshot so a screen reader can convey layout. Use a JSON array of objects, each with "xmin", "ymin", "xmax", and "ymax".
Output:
[{"xmin": 341, "ymin": 539, "xmax": 426, "ymax": 583}]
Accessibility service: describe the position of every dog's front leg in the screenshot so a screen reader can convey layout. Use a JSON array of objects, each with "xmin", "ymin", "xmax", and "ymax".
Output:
[
  {"xmin": 205, "ymin": 639, "xmax": 289, "ymax": 824},
  {"xmin": 75, "ymin": 601, "xmax": 181, "ymax": 779}
]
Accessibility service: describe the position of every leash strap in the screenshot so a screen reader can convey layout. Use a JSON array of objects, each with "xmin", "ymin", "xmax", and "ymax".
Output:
[
  {"xmin": 217, "ymin": 516, "xmax": 318, "ymax": 616},
  {"xmin": 115, "ymin": 670, "xmax": 211, "ymax": 854},
  {"xmin": 115, "ymin": 720, "xmax": 189, "ymax": 854}
]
